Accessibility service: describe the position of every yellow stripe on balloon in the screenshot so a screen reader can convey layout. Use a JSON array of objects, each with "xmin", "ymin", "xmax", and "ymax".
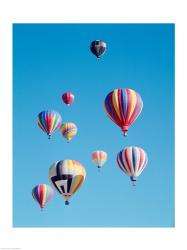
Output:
[
  {"xmin": 93, "ymin": 156, "xmax": 106, "ymax": 160},
  {"xmin": 112, "ymin": 89, "xmax": 121, "ymax": 120},
  {"xmin": 67, "ymin": 160, "xmax": 72, "ymax": 171},
  {"xmin": 71, "ymin": 176, "xmax": 84, "ymax": 194},
  {"xmin": 65, "ymin": 130, "xmax": 76, "ymax": 140},
  {"xmin": 51, "ymin": 116, "xmax": 56, "ymax": 131},
  {"xmin": 127, "ymin": 89, "xmax": 137, "ymax": 122},
  {"xmin": 69, "ymin": 160, "xmax": 74, "ymax": 174},
  {"xmin": 42, "ymin": 185, "xmax": 47, "ymax": 206},
  {"xmin": 65, "ymin": 160, "xmax": 72, "ymax": 173}
]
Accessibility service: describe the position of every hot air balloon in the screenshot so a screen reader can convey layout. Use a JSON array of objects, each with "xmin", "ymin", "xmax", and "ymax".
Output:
[
  {"xmin": 32, "ymin": 184, "xmax": 54, "ymax": 210},
  {"xmin": 37, "ymin": 110, "xmax": 62, "ymax": 139},
  {"xmin": 49, "ymin": 160, "xmax": 86, "ymax": 205},
  {"xmin": 92, "ymin": 150, "xmax": 107, "ymax": 169},
  {"xmin": 61, "ymin": 122, "xmax": 77, "ymax": 142},
  {"xmin": 116, "ymin": 146, "xmax": 148, "ymax": 186},
  {"xmin": 62, "ymin": 92, "xmax": 74, "ymax": 106},
  {"xmin": 90, "ymin": 40, "xmax": 106, "ymax": 59},
  {"xmin": 104, "ymin": 88, "xmax": 143, "ymax": 136}
]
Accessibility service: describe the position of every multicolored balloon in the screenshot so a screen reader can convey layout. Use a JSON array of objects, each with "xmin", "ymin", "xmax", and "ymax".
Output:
[
  {"xmin": 104, "ymin": 88, "xmax": 143, "ymax": 136},
  {"xmin": 90, "ymin": 40, "xmax": 107, "ymax": 59},
  {"xmin": 32, "ymin": 184, "xmax": 54, "ymax": 210},
  {"xmin": 37, "ymin": 110, "xmax": 62, "ymax": 139},
  {"xmin": 49, "ymin": 160, "xmax": 86, "ymax": 205},
  {"xmin": 92, "ymin": 150, "xmax": 108, "ymax": 169},
  {"xmin": 116, "ymin": 146, "xmax": 148, "ymax": 186},
  {"xmin": 61, "ymin": 122, "xmax": 77, "ymax": 142},
  {"xmin": 62, "ymin": 92, "xmax": 75, "ymax": 106}
]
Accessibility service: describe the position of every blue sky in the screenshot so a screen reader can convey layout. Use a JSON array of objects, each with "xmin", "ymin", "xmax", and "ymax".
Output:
[{"xmin": 13, "ymin": 24, "xmax": 174, "ymax": 227}]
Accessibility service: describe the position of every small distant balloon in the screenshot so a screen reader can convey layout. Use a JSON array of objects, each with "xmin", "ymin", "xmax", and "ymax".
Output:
[
  {"xmin": 49, "ymin": 160, "xmax": 86, "ymax": 205},
  {"xmin": 104, "ymin": 88, "xmax": 143, "ymax": 136},
  {"xmin": 92, "ymin": 150, "xmax": 107, "ymax": 169},
  {"xmin": 62, "ymin": 92, "xmax": 74, "ymax": 106},
  {"xmin": 37, "ymin": 110, "xmax": 62, "ymax": 139},
  {"xmin": 61, "ymin": 122, "xmax": 77, "ymax": 142},
  {"xmin": 90, "ymin": 40, "xmax": 107, "ymax": 59},
  {"xmin": 32, "ymin": 184, "xmax": 54, "ymax": 210},
  {"xmin": 116, "ymin": 146, "xmax": 148, "ymax": 186}
]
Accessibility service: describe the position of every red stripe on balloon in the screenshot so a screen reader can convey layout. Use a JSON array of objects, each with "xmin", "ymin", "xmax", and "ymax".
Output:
[
  {"xmin": 125, "ymin": 148, "xmax": 132, "ymax": 175},
  {"xmin": 109, "ymin": 92, "xmax": 121, "ymax": 127},
  {"xmin": 124, "ymin": 89, "xmax": 132, "ymax": 125},
  {"xmin": 118, "ymin": 89, "xmax": 126, "ymax": 129},
  {"xmin": 138, "ymin": 148, "xmax": 144, "ymax": 172},
  {"xmin": 45, "ymin": 113, "xmax": 51, "ymax": 133}
]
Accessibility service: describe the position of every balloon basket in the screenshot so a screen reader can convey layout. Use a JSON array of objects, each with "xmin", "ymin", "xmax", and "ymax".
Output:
[
  {"xmin": 65, "ymin": 200, "xmax": 70, "ymax": 205},
  {"xmin": 130, "ymin": 176, "xmax": 137, "ymax": 186},
  {"xmin": 123, "ymin": 131, "xmax": 128, "ymax": 136}
]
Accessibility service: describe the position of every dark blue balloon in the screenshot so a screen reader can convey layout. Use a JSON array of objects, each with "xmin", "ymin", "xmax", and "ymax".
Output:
[{"xmin": 90, "ymin": 40, "xmax": 106, "ymax": 59}]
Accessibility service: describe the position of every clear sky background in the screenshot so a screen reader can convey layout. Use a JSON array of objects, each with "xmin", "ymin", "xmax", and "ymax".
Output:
[{"xmin": 13, "ymin": 24, "xmax": 174, "ymax": 227}]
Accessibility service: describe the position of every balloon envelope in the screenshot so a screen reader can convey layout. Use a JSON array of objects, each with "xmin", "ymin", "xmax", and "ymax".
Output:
[
  {"xmin": 116, "ymin": 146, "xmax": 148, "ymax": 185},
  {"xmin": 92, "ymin": 150, "xmax": 107, "ymax": 168},
  {"xmin": 90, "ymin": 40, "xmax": 106, "ymax": 59},
  {"xmin": 32, "ymin": 184, "xmax": 54, "ymax": 210},
  {"xmin": 104, "ymin": 88, "xmax": 143, "ymax": 136},
  {"xmin": 49, "ymin": 160, "xmax": 86, "ymax": 205},
  {"xmin": 61, "ymin": 122, "xmax": 77, "ymax": 142},
  {"xmin": 62, "ymin": 92, "xmax": 74, "ymax": 106},
  {"xmin": 37, "ymin": 110, "xmax": 62, "ymax": 139}
]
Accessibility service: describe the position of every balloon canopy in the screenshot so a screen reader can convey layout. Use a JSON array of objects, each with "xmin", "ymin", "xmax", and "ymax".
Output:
[
  {"xmin": 116, "ymin": 146, "xmax": 148, "ymax": 186},
  {"xmin": 92, "ymin": 150, "xmax": 108, "ymax": 168},
  {"xmin": 104, "ymin": 88, "xmax": 143, "ymax": 136},
  {"xmin": 62, "ymin": 92, "xmax": 75, "ymax": 106},
  {"xmin": 90, "ymin": 40, "xmax": 107, "ymax": 59},
  {"xmin": 37, "ymin": 110, "xmax": 62, "ymax": 139},
  {"xmin": 61, "ymin": 122, "xmax": 77, "ymax": 142},
  {"xmin": 32, "ymin": 184, "xmax": 54, "ymax": 210},
  {"xmin": 49, "ymin": 160, "xmax": 86, "ymax": 205}
]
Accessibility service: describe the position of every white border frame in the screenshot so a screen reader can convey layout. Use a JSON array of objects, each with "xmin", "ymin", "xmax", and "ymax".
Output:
[{"xmin": 0, "ymin": 0, "xmax": 185, "ymax": 249}]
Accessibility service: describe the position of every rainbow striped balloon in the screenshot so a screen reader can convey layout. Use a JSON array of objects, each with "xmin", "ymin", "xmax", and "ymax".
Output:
[
  {"xmin": 38, "ymin": 110, "xmax": 62, "ymax": 139},
  {"xmin": 104, "ymin": 88, "xmax": 143, "ymax": 136},
  {"xmin": 92, "ymin": 150, "xmax": 107, "ymax": 168},
  {"xmin": 116, "ymin": 146, "xmax": 148, "ymax": 186},
  {"xmin": 61, "ymin": 122, "xmax": 77, "ymax": 142},
  {"xmin": 49, "ymin": 160, "xmax": 86, "ymax": 205},
  {"xmin": 32, "ymin": 184, "xmax": 54, "ymax": 210}
]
